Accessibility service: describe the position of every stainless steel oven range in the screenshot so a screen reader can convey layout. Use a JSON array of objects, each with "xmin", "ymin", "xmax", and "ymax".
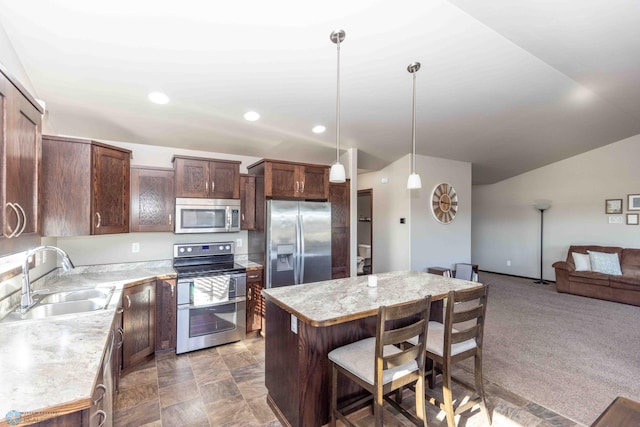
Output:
[{"xmin": 173, "ymin": 242, "xmax": 246, "ymax": 354}]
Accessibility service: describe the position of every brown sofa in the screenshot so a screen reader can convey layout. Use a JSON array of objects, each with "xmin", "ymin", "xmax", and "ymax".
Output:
[{"xmin": 553, "ymin": 245, "xmax": 640, "ymax": 306}]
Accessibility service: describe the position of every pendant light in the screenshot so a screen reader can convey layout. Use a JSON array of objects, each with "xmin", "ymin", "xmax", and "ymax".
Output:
[
  {"xmin": 407, "ymin": 62, "xmax": 422, "ymax": 190},
  {"xmin": 329, "ymin": 30, "xmax": 346, "ymax": 183}
]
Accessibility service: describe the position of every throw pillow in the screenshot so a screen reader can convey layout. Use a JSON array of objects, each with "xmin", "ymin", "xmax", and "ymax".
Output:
[
  {"xmin": 588, "ymin": 251, "xmax": 622, "ymax": 275},
  {"xmin": 572, "ymin": 252, "xmax": 591, "ymax": 271}
]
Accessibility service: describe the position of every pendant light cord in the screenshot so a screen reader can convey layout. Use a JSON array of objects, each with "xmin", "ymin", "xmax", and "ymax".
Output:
[
  {"xmin": 411, "ymin": 70, "xmax": 416, "ymax": 174},
  {"xmin": 336, "ymin": 36, "xmax": 341, "ymax": 162}
]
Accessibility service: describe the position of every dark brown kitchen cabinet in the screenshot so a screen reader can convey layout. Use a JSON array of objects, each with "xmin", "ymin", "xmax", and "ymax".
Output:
[
  {"xmin": 173, "ymin": 156, "xmax": 240, "ymax": 199},
  {"xmin": 246, "ymin": 267, "xmax": 264, "ymax": 335},
  {"xmin": 130, "ymin": 167, "xmax": 175, "ymax": 232},
  {"xmin": 240, "ymin": 174, "xmax": 256, "ymax": 230},
  {"xmin": 330, "ymin": 180, "xmax": 350, "ymax": 279},
  {"xmin": 122, "ymin": 280, "xmax": 156, "ymax": 372},
  {"xmin": 41, "ymin": 135, "xmax": 131, "ymax": 236},
  {"xmin": 0, "ymin": 65, "xmax": 42, "ymax": 256},
  {"xmin": 155, "ymin": 278, "xmax": 177, "ymax": 351},
  {"xmin": 248, "ymin": 159, "xmax": 329, "ymax": 200}
]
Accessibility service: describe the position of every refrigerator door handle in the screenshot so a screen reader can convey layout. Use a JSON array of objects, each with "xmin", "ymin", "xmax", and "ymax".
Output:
[
  {"xmin": 294, "ymin": 212, "xmax": 300, "ymax": 285},
  {"xmin": 299, "ymin": 214, "xmax": 305, "ymax": 283}
]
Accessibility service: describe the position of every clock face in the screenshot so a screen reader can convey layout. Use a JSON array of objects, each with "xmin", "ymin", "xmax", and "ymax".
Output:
[{"xmin": 431, "ymin": 183, "xmax": 458, "ymax": 224}]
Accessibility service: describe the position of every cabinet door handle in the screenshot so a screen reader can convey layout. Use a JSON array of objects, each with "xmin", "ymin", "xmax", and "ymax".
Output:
[
  {"xmin": 248, "ymin": 274, "xmax": 259, "ymax": 279},
  {"xmin": 170, "ymin": 284, "xmax": 175, "ymax": 298},
  {"xmin": 93, "ymin": 384, "xmax": 107, "ymax": 405},
  {"xmin": 95, "ymin": 410, "xmax": 107, "ymax": 427},
  {"xmin": 211, "ymin": 180, "xmax": 215, "ymax": 194},
  {"xmin": 116, "ymin": 307, "xmax": 124, "ymax": 314},
  {"xmin": 116, "ymin": 327, "xmax": 125, "ymax": 348},
  {"xmin": 296, "ymin": 181, "xmax": 300, "ymax": 193},
  {"xmin": 14, "ymin": 203, "xmax": 27, "ymax": 237},
  {"xmin": 125, "ymin": 295, "xmax": 131, "ymax": 309},
  {"xmin": 241, "ymin": 213, "xmax": 245, "ymax": 222},
  {"xmin": 4, "ymin": 203, "xmax": 20, "ymax": 238},
  {"xmin": 248, "ymin": 288, "xmax": 252, "ymax": 300},
  {"xmin": 95, "ymin": 212, "xmax": 102, "ymax": 228},
  {"xmin": 301, "ymin": 181, "xmax": 305, "ymax": 193},
  {"xmin": 169, "ymin": 214, "xmax": 172, "ymax": 226},
  {"xmin": 205, "ymin": 181, "xmax": 208, "ymax": 192}
]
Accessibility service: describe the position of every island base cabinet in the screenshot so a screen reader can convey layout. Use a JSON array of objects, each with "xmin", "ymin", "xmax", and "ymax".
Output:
[{"xmin": 264, "ymin": 298, "xmax": 444, "ymax": 427}]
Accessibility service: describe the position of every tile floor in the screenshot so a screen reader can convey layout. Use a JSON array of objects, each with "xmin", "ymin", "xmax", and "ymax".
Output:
[{"xmin": 114, "ymin": 336, "xmax": 581, "ymax": 427}]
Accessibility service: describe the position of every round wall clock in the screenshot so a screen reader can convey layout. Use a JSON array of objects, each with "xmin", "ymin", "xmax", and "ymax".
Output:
[{"xmin": 431, "ymin": 182, "xmax": 458, "ymax": 224}]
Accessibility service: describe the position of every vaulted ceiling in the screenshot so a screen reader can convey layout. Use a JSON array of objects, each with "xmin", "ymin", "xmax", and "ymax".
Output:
[{"xmin": 1, "ymin": 0, "xmax": 639, "ymax": 184}]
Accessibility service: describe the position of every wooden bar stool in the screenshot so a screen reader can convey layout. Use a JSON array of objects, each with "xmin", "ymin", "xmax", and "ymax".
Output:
[{"xmin": 328, "ymin": 296, "xmax": 432, "ymax": 427}]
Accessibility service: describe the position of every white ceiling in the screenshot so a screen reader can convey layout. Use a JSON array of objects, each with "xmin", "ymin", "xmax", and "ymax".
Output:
[{"xmin": 1, "ymin": 0, "xmax": 639, "ymax": 184}]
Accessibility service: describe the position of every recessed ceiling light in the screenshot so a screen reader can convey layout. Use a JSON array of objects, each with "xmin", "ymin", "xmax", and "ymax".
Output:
[
  {"xmin": 148, "ymin": 91, "xmax": 169, "ymax": 105},
  {"xmin": 244, "ymin": 111, "xmax": 260, "ymax": 121},
  {"xmin": 312, "ymin": 125, "xmax": 326, "ymax": 134}
]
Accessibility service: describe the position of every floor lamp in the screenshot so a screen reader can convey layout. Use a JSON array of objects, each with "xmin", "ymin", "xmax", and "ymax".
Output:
[{"xmin": 534, "ymin": 202, "xmax": 551, "ymax": 284}]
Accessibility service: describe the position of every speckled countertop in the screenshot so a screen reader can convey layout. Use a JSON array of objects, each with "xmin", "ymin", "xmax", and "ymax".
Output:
[
  {"xmin": 0, "ymin": 261, "xmax": 176, "ymax": 424},
  {"xmin": 234, "ymin": 255, "xmax": 263, "ymax": 270},
  {"xmin": 261, "ymin": 270, "xmax": 483, "ymax": 327}
]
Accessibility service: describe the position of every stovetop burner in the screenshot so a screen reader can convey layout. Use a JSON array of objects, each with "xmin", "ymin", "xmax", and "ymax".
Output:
[{"xmin": 173, "ymin": 242, "xmax": 246, "ymax": 277}]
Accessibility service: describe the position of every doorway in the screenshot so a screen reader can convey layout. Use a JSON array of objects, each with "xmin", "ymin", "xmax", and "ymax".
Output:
[{"xmin": 357, "ymin": 189, "xmax": 372, "ymax": 275}]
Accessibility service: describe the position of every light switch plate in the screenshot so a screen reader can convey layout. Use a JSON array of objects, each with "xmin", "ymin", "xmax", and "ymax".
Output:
[
  {"xmin": 291, "ymin": 314, "xmax": 298, "ymax": 334},
  {"xmin": 608, "ymin": 216, "xmax": 623, "ymax": 224}
]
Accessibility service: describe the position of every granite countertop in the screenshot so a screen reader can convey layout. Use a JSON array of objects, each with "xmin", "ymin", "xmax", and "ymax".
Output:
[
  {"xmin": 261, "ymin": 270, "xmax": 483, "ymax": 327},
  {"xmin": 234, "ymin": 256, "xmax": 263, "ymax": 270},
  {"xmin": 0, "ymin": 261, "xmax": 176, "ymax": 424}
]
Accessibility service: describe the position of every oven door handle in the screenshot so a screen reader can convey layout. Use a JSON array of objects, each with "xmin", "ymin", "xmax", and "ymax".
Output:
[{"xmin": 177, "ymin": 297, "xmax": 246, "ymax": 310}]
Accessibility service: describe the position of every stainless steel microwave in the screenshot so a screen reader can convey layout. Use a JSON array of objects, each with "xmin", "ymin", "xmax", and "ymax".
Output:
[{"xmin": 175, "ymin": 198, "xmax": 240, "ymax": 234}]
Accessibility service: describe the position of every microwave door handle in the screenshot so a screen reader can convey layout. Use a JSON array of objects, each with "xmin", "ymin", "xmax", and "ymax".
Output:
[{"xmin": 226, "ymin": 206, "xmax": 231, "ymax": 231}]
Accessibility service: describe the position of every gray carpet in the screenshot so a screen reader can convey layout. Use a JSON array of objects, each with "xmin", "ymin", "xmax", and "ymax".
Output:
[{"xmin": 475, "ymin": 272, "xmax": 640, "ymax": 426}]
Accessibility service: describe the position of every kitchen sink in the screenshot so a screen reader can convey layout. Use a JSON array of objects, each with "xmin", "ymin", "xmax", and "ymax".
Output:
[
  {"xmin": 20, "ymin": 299, "xmax": 107, "ymax": 320},
  {"xmin": 0, "ymin": 286, "xmax": 115, "ymax": 323},
  {"xmin": 38, "ymin": 288, "xmax": 113, "ymax": 304}
]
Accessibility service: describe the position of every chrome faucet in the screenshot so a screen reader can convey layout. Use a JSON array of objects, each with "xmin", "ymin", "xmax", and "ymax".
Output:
[{"xmin": 21, "ymin": 246, "xmax": 75, "ymax": 312}]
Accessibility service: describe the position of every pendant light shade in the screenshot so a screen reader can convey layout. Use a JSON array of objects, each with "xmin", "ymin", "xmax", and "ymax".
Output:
[
  {"xmin": 407, "ymin": 62, "xmax": 422, "ymax": 190},
  {"xmin": 329, "ymin": 30, "xmax": 346, "ymax": 183}
]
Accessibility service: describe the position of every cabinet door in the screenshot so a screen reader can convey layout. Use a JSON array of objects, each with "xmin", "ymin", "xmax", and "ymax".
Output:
[
  {"xmin": 1, "ymin": 72, "xmax": 41, "ymax": 251},
  {"xmin": 265, "ymin": 162, "xmax": 299, "ymax": 198},
  {"xmin": 92, "ymin": 145, "xmax": 130, "ymax": 234},
  {"xmin": 130, "ymin": 168, "xmax": 175, "ymax": 232},
  {"xmin": 122, "ymin": 281, "xmax": 156, "ymax": 370},
  {"xmin": 240, "ymin": 174, "xmax": 256, "ymax": 230},
  {"xmin": 155, "ymin": 279, "xmax": 177, "ymax": 351},
  {"xmin": 174, "ymin": 158, "xmax": 209, "ymax": 198},
  {"xmin": 246, "ymin": 268, "xmax": 264, "ymax": 333},
  {"xmin": 300, "ymin": 165, "xmax": 329, "ymax": 200},
  {"xmin": 210, "ymin": 160, "xmax": 240, "ymax": 199},
  {"xmin": 330, "ymin": 181, "xmax": 350, "ymax": 279}
]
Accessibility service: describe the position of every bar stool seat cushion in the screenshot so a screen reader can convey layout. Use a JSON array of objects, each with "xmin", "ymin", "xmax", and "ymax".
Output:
[{"xmin": 328, "ymin": 337, "xmax": 418, "ymax": 386}]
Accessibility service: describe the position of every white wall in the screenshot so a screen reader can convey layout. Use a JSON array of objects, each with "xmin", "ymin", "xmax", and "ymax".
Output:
[
  {"xmin": 0, "ymin": 24, "xmax": 36, "ymax": 95},
  {"xmin": 472, "ymin": 134, "xmax": 640, "ymax": 280},
  {"xmin": 358, "ymin": 154, "xmax": 472, "ymax": 274}
]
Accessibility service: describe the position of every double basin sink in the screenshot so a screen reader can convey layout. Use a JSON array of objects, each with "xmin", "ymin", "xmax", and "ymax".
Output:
[{"xmin": 2, "ymin": 287, "xmax": 115, "ymax": 322}]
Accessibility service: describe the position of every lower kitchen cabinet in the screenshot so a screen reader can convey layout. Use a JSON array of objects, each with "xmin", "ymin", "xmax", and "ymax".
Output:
[
  {"xmin": 155, "ymin": 278, "xmax": 177, "ymax": 351},
  {"xmin": 122, "ymin": 281, "xmax": 156, "ymax": 371},
  {"xmin": 246, "ymin": 267, "xmax": 264, "ymax": 335}
]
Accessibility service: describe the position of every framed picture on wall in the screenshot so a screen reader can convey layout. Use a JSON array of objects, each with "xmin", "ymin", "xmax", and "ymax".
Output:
[
  {"xmin": 628, "ymin": 194, "xmax": 640, "ymax": 211},
  {"xmin": 605, "ymin": 199, "xmax": 623, "ymax": 214},
  {"xmin": 627, "ymin": 213, "xmax": 639, "ymax": 225}
]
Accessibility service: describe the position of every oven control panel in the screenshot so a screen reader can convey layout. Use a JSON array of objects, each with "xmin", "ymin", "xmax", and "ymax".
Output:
[{"xmin": 174, "ymin": 242, "xmax": 234, "ymax": 258}]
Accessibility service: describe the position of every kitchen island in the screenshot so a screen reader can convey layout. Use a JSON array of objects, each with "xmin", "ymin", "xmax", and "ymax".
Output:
[{"xmin": 261, "ymin": 270, "xmax": 483, "ymax": 427}]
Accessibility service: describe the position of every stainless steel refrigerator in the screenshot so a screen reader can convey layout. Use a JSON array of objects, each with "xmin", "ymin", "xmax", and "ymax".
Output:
[{"xmin": 266, "ymin": 200, "xmax": 332, "ymax": 288}]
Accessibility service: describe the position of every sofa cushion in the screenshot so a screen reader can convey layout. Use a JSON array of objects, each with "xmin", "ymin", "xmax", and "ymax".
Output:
[
  {"xmin": 568, "ymin": 270, "xmax": 610, "ymax": 287},
  {"xmin": 621, "ymin": 248, "xmax": 640, "ymax": 279},
  {"xmin": 610, "ymin": 275, "xmax": 640, "ymax": 290},
  {"xmin": 572, "ymin": 252, "xmax": 591, "ymax": 271},
  {"xmin": 588, "ymin": 251, "xmax": 622, "ymax": 275}
]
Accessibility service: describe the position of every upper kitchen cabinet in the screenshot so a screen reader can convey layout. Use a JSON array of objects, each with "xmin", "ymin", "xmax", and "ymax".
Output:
[
  {"xmin": 0, "ymin": 65, "xmax": 43, "ymax": 255},
  {"xmin": 130, "ymin": 166, "xmax": 175, "ymax": 232},
  {"xmin": 248, "ymin": 159, "xmax": 329, "ymax": 200},
  {"xmin": 240, "ymin": 174, "xmax": 256, "ymax": 230},
  {"xmin": 173, "ymin": 156, "xmax": 240, "ymax": 199},
  {"xmin": 41, "ymin": 135, "xmax": 131, "ymax": 236}
]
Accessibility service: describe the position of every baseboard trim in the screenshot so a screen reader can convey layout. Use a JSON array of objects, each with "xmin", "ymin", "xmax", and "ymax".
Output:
[{"xmin": 479, "ymin": 270, "xmax": 556, "ymax": 284}]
